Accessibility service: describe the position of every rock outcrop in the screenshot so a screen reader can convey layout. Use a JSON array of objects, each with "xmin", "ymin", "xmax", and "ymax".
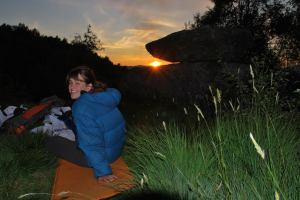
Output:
[{"xmin": 145, "ymin": 26, "xmax": 253, "ymax": 63}]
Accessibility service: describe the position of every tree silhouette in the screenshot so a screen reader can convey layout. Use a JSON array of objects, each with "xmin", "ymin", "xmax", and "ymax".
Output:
[{"xmin": 71, "ymin": 24, "xmax": 104, "ymax": 53}]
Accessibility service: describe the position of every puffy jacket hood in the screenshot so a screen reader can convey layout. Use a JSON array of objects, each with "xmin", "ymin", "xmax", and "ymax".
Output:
[{"xmin": 81, "ymin": 88, "xmax": 121, "ymax": 107}]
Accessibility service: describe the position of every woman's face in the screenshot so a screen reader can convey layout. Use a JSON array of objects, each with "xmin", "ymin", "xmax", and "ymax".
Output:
[{"xmin": 68, "ymin": 74, "xmax": 92, "ymax": 99}]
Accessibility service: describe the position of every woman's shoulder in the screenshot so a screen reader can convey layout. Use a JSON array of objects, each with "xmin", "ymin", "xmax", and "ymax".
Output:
[{"xmin": 83, "ymin": 88, "xmax": 120, "ymax": 98}]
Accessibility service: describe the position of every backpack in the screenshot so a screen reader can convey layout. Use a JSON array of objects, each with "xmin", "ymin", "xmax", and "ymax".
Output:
[{"xmin": 2, "ymin": 96, "xmax": 64, "ymax": 134}]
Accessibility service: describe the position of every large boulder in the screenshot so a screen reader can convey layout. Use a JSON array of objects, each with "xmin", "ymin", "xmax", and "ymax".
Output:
[{"xmin": 145, "ymin": 26, "xmax": 253, "ymax": 63}]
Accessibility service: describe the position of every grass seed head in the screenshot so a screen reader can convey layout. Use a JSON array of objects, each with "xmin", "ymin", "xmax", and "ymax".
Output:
[
  {"xmin": 250, "ymin": 64, "xmax": 255, "ymax": 79},
  {"xmin": 143, "ymin": 173, "xmax": 149, "ymax": 183},
  {"xmin": 194, "ymin": 104, "xmax": 205, "ymax": 119},
  {"xmin": 162, "ymin": 121, "xmax": 167, "ymax": 131},
  {"xmin": 275, "ymin": 191, "xmax": 280, "ymax": 200},
  {"xmin": 154, "ymin": 151, "xmax": 166, "ymax": 160},
  {"xmin": 216, "ymin": 88, "xmax": 221, "ymax": 103},
  {"xmin": 184, "ymin": 107, "xmax": 188, "ymax": 115},
  {"xmin": 140, "ymin": 177, "xmax": 144, "ymax": 188},
  {"xmin": 249, "ymin": 132, "xmax": 265, "ymax": 160}
]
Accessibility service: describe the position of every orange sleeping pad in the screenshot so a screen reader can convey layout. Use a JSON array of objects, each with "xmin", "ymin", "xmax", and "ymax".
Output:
[{"xmin": 51, "ymin": 157, "xmax": 135, "ymax": 200}]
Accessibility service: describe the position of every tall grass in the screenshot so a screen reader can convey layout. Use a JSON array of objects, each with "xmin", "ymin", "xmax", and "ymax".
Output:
[
  {"xmin": 0, "ymin": 133, "xmax": 57, "ymax": 200},
  {"xmin": 124, "ymin": 104, "xmax": 300, "ymax": 199}
]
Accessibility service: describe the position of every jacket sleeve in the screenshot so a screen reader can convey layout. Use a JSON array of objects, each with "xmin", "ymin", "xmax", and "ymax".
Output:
[{"xmin": 73, "ymin": 112, "xmax": 112, "ymax": 177}]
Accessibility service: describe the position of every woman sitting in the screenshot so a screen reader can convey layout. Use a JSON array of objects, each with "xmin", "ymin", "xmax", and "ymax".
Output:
[{"xmin": 46, "ymin": 66, "xmax": 125, "ymax": 183}]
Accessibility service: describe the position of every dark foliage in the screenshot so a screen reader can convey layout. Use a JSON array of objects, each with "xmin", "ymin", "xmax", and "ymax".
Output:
[
  {"xmin": 188, "ymin": 0, "xmax": 300, "ymax": 69},
  {"xmin": 184, "ymin": 0, "xmax": 300, "ymax": 112},
  {"xmin": 0, "ymin": 23, "xmax": 124, "ymax": 102}
]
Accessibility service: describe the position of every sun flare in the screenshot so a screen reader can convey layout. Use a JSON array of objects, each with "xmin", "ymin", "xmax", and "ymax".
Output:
[{"xmin": 149, "ymin": 61, "xmax": 162, "ymax": 68}]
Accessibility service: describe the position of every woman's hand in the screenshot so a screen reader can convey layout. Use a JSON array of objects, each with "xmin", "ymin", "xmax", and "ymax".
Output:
[{"xmin": 98, "ymin": 175, "xmax": 118, "ymax": 183}]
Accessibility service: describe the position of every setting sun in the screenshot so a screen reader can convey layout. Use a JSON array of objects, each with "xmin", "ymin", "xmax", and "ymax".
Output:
[{"xmin": 149, "ymin": 61, "xmax": 162, "ymax": 68}]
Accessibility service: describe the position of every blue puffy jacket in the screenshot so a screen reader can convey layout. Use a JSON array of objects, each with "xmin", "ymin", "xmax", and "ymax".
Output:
[{"xmin": 72, "ymin": 88, "xmax": 125, "ymax": 177}]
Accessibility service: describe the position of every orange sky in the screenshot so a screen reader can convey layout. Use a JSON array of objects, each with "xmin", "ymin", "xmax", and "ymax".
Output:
[
  {"xmin": 99, "ymin": 25, "xmax": 183, "ymax": 67},
  {"xmin": 91, "ymin": 1, "xmax": 213, "ymax": 66},
  {"xmin": 102, "ymin": 44, "xmax": 172, "ymax": 67}
]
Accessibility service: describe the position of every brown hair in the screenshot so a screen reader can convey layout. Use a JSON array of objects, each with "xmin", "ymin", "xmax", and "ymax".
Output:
[{"xmin": 66, "ymin": 66, "xmax": 107, "ymax": 92}]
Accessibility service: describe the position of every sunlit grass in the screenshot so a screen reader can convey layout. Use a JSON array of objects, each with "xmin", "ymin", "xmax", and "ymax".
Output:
[{"xmin": 124, "ymin": 107, "xmax": 300, "ymax": 199}]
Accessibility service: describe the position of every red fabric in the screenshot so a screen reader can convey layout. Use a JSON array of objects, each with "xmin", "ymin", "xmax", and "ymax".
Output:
[{"xmin": 22, "ymin": 103, "xmax": 52, "ymax": 120}]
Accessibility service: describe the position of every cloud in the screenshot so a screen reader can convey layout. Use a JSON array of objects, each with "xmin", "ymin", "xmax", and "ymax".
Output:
[
  {"xmin": 135, "ymin": 19, "xmax": 177, "ymax": 30},
  {"xmin": 104, "ymin": 28, "xmax": 162, "ymax": 49}
]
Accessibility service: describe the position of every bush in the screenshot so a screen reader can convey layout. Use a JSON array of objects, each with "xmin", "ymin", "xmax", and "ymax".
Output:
[{"xmin": 218, "ymin": 61, "xmax": 300, "ymax": 112}]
